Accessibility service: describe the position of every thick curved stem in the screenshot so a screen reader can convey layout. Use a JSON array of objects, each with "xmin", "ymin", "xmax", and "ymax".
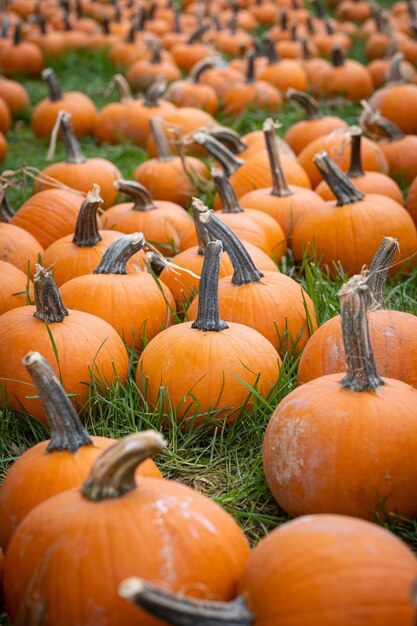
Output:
[
  {"xmin": 364, "ymin": 237, "xmax": 399, "ymax": 309},
  {"xmin": 339, "ymin": 276, "xmax": 385, "ymax": 392},
  {"xmin": 286, "ymin": 89, "xmax": 321, "ymax": 120},
  {"xmin": 119, "ymin": 578, "xmax": 253, "ymax": 626},
  {"xmin": 193, "ymin": 132, "xmax": 243, "ymax": 177},
  {"xmin": 208, "ymin": 127, "xmax": 247, "ymax": 155},
  {"xmin": 359, "ymin": 101, "xmax": 404, "ymax": 141},
  {"xmin": 55, "ymin": 111, "xmax": 86, "ymax": 164},
  {"xmin": 387, "ymin": 52, "xmax": 406, "ymax": 84},
  {"xmin": 149, "ymin": 117, "xmax": 172, "ymax": 161},
  {"xmin": 23, "ymin": 352, "xmax": 93, "ymax": 453},
  {"xmin": 200, "ymin": 209, "xmax": 263, "ymax": 286},
  {"xmin": 42, "ymin": 68, "xmax": 63, "ymax": 102},
  {"xmin": 212, "ymin": 167, "xmax": 243, "ymax": 213},
  {"xmin": 114, "ymin": 74, "xmax": 133, "ymax": 103},
  {"xmin": 264, "ymin": 37, "xmax": 279, "ymax": 64},
  {"xmin": 191, "ymin": 238, "xmax": 228, "ymax": 332},
  {"xmin": 94, "ymin": 233, "xmax": 145, "ymax": 275},
  {"xmin": 347, "ymin": 127, "xmax": 365, "ymax": 178},
  {"xmin": 263, "ymin": 118, "xmax": 292, "ymax": 198},
  {"xmin": 192, "ymin": 199, "xmax": 213, "ymax": 255},
  {"xmin": 73, "ymin": 185, "xmax": 103, "ymax": 247},
  {"xmin": 114, "ymin": 180, "xmax": 156, "ymax": 211},
  {"xmin": 144, "ymin": 81, "xmax": 166, "ymax": 107},
  {"xmin": 33, "ymin": 264, "xmax": 69, "ymax": 323},
  {"xmin": 190, "ymin": 58, "xmax": 217, "ymax": 84},
  {"xmin": 313, "ymin": 152, "xmax": 365, "ymax": 206},
  {"xmin": 187, "ymin": 23, "xmax": 209, "ymax": 44},
  {"xmin": 82, "ymin": 431, "xmax": 166, "ymax": 501}
]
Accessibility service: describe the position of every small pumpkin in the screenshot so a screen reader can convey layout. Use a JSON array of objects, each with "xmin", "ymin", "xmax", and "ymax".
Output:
[
  {"xmin": 0, "ymin": 219, "xmax": 43, "ymax": 275},
  {"xmin": 0, "ymin": 21, "xmax": 44, "ymax": 77},
  {"xmin": 0, "ymin": 259, "xmax": 32, "ymax": 314},
  {"xmin": 165, "ymin": 58, "xmax": 218, "ymax": 114}
]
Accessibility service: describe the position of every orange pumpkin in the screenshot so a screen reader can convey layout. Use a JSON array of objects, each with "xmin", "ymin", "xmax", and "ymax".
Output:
[
  {"xmin": 4, "ymin": 432, "xmax": 250, "ymax": 626},
  {"xmin": 313, "ymin": 44, "xmax": 373, "ymax": 101},
  {"xmin": 0, "ymin": 74, "xmax": 30, "ymax": 113},
  {"xmin": 0, "ymin": 22, "xmax": 44, "ymax": 77},
  {"xmin": 259, "ymin": 38, "xmax": 309, "ymax": 92},
  {"xmin": 165, "ymin": 58, "xmax": 218, "ymax": 114},
  {"xmin": 0, "ymin": 221, "xmax": 43, "ymax": 275},
  {"xmin": 0, "ymin": 351, "xmax": 161, "ymax": 551},
  {"xmin": 0, "ymin": 259, "xmax": 32, "ymax": 314}
]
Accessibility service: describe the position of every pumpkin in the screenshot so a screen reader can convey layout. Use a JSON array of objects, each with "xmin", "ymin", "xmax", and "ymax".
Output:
[
  {"xmin": 121, "ymin": 514, "xmax": 417, "ymax": 626},
  {"xmin": 0, "ymin": 351, "xmax": 161, "ymax": 551},
  {"xmin": 0, "ymin": 21, "xmax": 44, "ymax": 77},
  {"xmin": 284, "ymin": 89, "xmax": 348, "ymax": 155},
  {"xmin": 298, "ymin": 237, "xmax": 417, "ymax": 387},
  {"xmin": 315, "ymin": 126, "xmax": 403, "ymax": 204},
  {"xmin": 165, "ymin": 58, "xmax": 218, "ymax": 114},
  {"xmin": 314, "ymin": 44, "xmax": 373, "ymax": 101},
  {"xmin": 138, "ymin": 220, "xmax": 280, "ymax": 423},
  {"xmin": 0, "ymin": 74, "xmax": 30, "ymax": 113},
  {"xmin": 108, "ymin": 18, "xmax": 149, "ymax": 67},
  {"xmin": 0, "ymin": 221, "xmax": 43, "ymax": 275},
  {"xmin": 0, "ymin": 94, "xmax": 10, "ymax": 134},
  {"xmin": 4, "ymin": 431, "xmax": 250, "ymax": 626},
  {"xmin": 0, "ymin": 259, "xmax": 32, "ymax": 314},
  {"xmin": 292, "ymin": 152, "xmax": 417, "ymax": 276},
  {"xmin": 199, "ymin": 64, "xmax": 245, "ymax": 100},
  {"xmin": 126, "ymin": 40, "xmax": 181, "ymax": 90},
  {"xmin": 406, "ymin": 176, "xmax": 417, "ymax": 226},
  {"xmin": 187, "ymin": 210, "xmax": 316, "ymax": 355},
  {"xmin": 11, "ymin": 188, "xmax": 83, "ymax": 249},
  {"xmin": 0, "ymin": 264, "xmax": 129, "ymax": 422},
  {"xmin": 60, "ymin": 233, "xmax": 176, "ymax": 349},
  {"xmin": 134, "ymin": 116, "xmax": 209, "ymax": 208},
  {"xmin": 263, "ymin": 273, "xmax": 417, "ymax": 520},
  {"xmin": 170, "ymin": 24, "xmax": 213, "ymax": 72},
  {"xmin": 34, "ymin": 111, "xmax": 121, "ymax": 208},
  {"xmin": 258, "ymin": 38, "xmax": 309, "ymax": 92},
  {"xmin": 239, "ymin": 118, "xmax": 324, "ymax": 243}
]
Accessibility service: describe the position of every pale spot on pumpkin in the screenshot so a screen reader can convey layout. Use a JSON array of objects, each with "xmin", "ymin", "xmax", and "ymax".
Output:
[{"xmin": 273, "ymin": 417, "xmax": 307, "ymax": 485}]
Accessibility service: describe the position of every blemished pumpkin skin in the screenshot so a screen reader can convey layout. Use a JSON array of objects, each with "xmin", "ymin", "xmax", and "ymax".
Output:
[
  {"xmin": 292, "ymin": 153, "xmax": 417, "ymax": 277},
  {"xmin": 0, "ymin": 352, "xmax": 161, "ymax": 551},
  {"xmin": 34, "ymin": 111, "xmax": 121, "ymax": 209},
  {"xmin": 139, "ymin": 232, "xmax": 280, "ymax": 423},
  {"xmin": 0, "ymin": 75, "xmax": 30, "ymax": 113},
  {"xmin": 284, "ymin": 89, "xmax": 349, "ymax": 155},
  {"xmin": 0, "ymin": 265, "xmax": 129, "ymax": 422},
  {"xmin": 4, "ymin": 432, "xmax": 250, "ymax": 626},
  {"xmin": 60, "ymin": 234, "xmax": 176, "ymax": 350},
  {"xmin": 121, "ymin": 515, "xmax": 417, "ymax": 626},
  {"xmin": 103, "ymin": 180, "xmax": 193, "ymax": 255},
  {"xmin": 187, "ymin": 212, "xmax": 316, "ymax": 356},
  {"xmin": 11, "ymin": 189, "xmax": 84, "ymax": 249},
  {"xmin": 0, "ymin": 222, "xmax": 43, "ymax": 275},
  {"xmin": 263, "ymin": 275, "xmax": 417, "ymax": 521},
  {"xmin": 0, "ymin": 260, "xmax": 33, "ymax": 314}
]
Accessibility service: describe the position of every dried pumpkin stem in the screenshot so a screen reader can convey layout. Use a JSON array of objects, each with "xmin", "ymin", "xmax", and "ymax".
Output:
[
  {"xmin": 57, "ymin": 111, "xmax": 86, "ymax": 164},
  {"xmin": 42, "ymin": 68, "xmax": 63, "ymax": 102},
  {"xmin": 190, "ymin": 58, "xmax": 216, "ymax": 84},
  {"xmin": 208, "ymin": 127, "xmax": 247, "ymax": 155},
  {"xmin": 212, "ymin": 166, "xmax": 243, "ymax": 213},
  {"xmin": 119, "ymin": 578, "xmax": 254, "ymax": 626},
  {"xmin": 313, "ymin": 152, "xmax": 365, "ymax": 206},
  {"xmin": 347, "ymin": 127, "xmax": 365, "ymax": 178},
  {"xmin": 94, "ymin": 233, "xmax": 145, "ymax": 275},
  {"xmin": 23, "ymin": 351, "xmax": 93, "ymax": 453},
  {"xmin": 13, "ymin": 21, "xmax": 22, "ymax": 46},
  {"xmin": 150, "ymin": 41, "xmax": 162, "ymax": 64},
  {"xmin": 359, "ymin": 101, "xmax": 405, "ymax": 141},
  {"xmin": 263, "ymin": 118, "xmax": 292, "ymax": 198},
  {"xmin": 193, "ymin": 132, "xmax": 243, "ymax": 177},
  {"xmin": 82, "ymin": 431, "xmax": 167, "ymax": 501},
  {"xmin": 387, "ymin": 51, "xmax": 406, "ymax": 84},
  {"xmin": 144, "ymin": 81, "xmax": 166, "ymax": 107},
  {"xmin": 200, "ymin": 209, "xmax": 263, "ymax": 286},
  {"xmin": 33, "ymin": 264, "xmax": 69, "ymax": 323},
  {"xmin": 72, "ymin": 184, "xmax": 103, "ymax": 247},
  {"xmin": 245, "ymin": 50, "xmax": 256, "ymax": 84},
  {"xmin": 187, "ymin": 23, "xmax": 209, "ymax": 44},
  {"xmin": 114, "ymin": 179, "xmax": 156, "ymax": 211},
  {"xmin": 192, "ymin": 200, "xmax": 213, "ymax": 255},
  {"xmin": 286, "ymin": 89, "xmax": 322, "ymax": 120},
  {"xmin": 0, "ymin": 188, "xmax": 13, "ymax": 222},
  {"xmin": 339, "ymin": 276, "xmax": 385, "ymax": 392},
  {"xmin": 364, "ymin": 237, "xmax": 399, "ymax": 309},
  {"xmin": 331, "ymin": 45, "xmax": 344, "ymax": 67},
  {"xmin": 149, "ymin": 117, "xmax": 172, "ymax": 161},
  {"xmin": 264, "ymin": 37, "xmax": 280, "ymax": 64},
  {"xmin": 114, "ymin": 74, "xmax": 133, "ymax": 103}
]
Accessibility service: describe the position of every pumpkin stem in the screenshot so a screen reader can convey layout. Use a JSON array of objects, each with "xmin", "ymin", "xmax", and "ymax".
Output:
[
  {"xmin": 365, "ymin": 237, "xmax": 399, "ymax": 309},
  {"xmin": 144, "ymin": 81, "xmax": 166, "ymax": 107},
  {"xmin": 23, "ymin": 352, "xmax": 93, "ymax": 453},
  {"xmin": 311, "ymin": 0, "xmax": 325, "ymax": 19},
  {"xmin": 200, "ymin": 209, "xmax": 263, "ymax": 286},
  {"xmin": 119, "ymin": 577, "xmax": 254, "ymax": 626},
  {"xmin": 339, "ymin": 276, "xmax": 385, "ymax": 392},
  {"xmin": 192, "ymin": 132, "xmax": 243, "ymax": 177},
  {"xmin": 264, "ymin": 37, "xmax": 280, "ymax": 64},
  {"xmin": 54, "ymin": 111, "xmax": 86, "ymax": 164},
  {"xmin": 82, "ymin": 431, "xmax": 166, "ymax": 501},
  {"xmin": 72, "ymin": 185, "xmax": 104, "ymax": 247},
  {"xmin": 94, "ymin": 233, "xmax": 145, "ymax": 275},
  {"xmin": 212, "ymin": 166, "xmax": 243, "ymax": 214},
  {"xmin": 114, "ymin": 179, "xmax": 157, "ymax": 212},
  {"xmin": 286, "ymin": 89, "xmax": 322, "ymax": 120},
  {"xmin": 42, "ymin": 68, "xmax": 63, "ymax": 102},
  {"xmin": 313, "ymin": 152, "xmax": 365, "ymax": 206},
  {"xmin": 173, "ymin": 7, "xmax": 182, "ymax": 33},
  {"xmin": 192, "ymin": 200, "xmax": 213, "ymax": 256},
  {"xmin": 149, "ymin": 117, "xmax": 172, "ymax": 161},
  {"xmin": 359, "ymin": 100, "xmax": 405, "ymax": 141},
  {"xmin": 150, "ymin": 40, "xmax": 162, "ymax": 64},
  {"xmin": 187, "ymin": 23, "xmax": 209, "ymax": 45},
  {"xmin": 245, "ymin": 50, "xmax": 256, "ymax": 84},
  {"xmin": 0, "ymin": 187, "xmax": 13, "ymax": 222},
  {"xmin": 0, "ymin": 17, "xmax": 10, "ymax": 39},
  {"xmin": 33, "ymin": 264, "xmax": 69, "ymax": 323},
  {"xmin": 208, "ymin": 127, "xmax": 247, "ymax": 155},
  {"xmin": 13, "ymin": 21, "xmax": 22, "ymax": 46},
  {"xmin": 387, "ymin": 51, "xmax": 406, "ymax": 84},
  {"xmin": 114, "ymin": 74, "xmax": 133, "ymax": 103},
  {"xmin": 126, "ymin": 16, "xmax": 137, "ymax": 43},
  {"xmin": 347, "ymin": 127, "xmax": 365, "ymax": 178},
  {"xmin": 190, "ymin": 58, "xmax": 216, "ymax": 84},
  {"xmin": 263, "ymin": 118, "xmax": 292, "ymax": 198},
  {"xmin": 331, "ymin": 45, "xmax": 345, "ymax": 68},
  {"xmin": 191, "ymin": 201, "xmax": 228, "ymax": 332}
]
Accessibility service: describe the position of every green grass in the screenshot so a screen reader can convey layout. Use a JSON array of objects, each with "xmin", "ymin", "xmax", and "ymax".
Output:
[{"xmin": 1, "ymin": 14, "xmax": 417, "ymax": 624}]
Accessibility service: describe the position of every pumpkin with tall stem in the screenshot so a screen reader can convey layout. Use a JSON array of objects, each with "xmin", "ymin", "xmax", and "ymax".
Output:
[
  {"xmin": 0, "ymin": 351, "xmax": 161, "ymax": 550},
  {"xmin": 4, "ymin": 432, "xmax": 250, "ymax": 626},
  {"xmin": 138, "ymin": 218, "xmax": 280, "ymax": 423},
  {"xmin": 263, "ymin": 273, "xmax": 417, "ymax": 519}
]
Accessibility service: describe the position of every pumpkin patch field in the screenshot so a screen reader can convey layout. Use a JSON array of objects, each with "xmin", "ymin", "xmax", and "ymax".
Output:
[{"xmin": 2, "ymin": 0, "xmax": 417, "ymax": 624}]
